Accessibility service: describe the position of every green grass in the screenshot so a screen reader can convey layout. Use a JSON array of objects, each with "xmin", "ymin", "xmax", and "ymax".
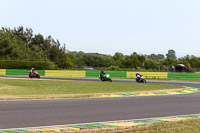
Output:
[
  {"xmin": 91, "ymin": 119, "xmax": 200, "ymax": 133},
  {"xmin": 145, "ymin": 78, "xmax": 200, "ymax": 82},
  {"xmin": 0, "ymin": 78, "xmax": 182, "ymax": 100},
  {"xmin": 168, "ymin": 79, "xmax": 200, "ymax": 82}
]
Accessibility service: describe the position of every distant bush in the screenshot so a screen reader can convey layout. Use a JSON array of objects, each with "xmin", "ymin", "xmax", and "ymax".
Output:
[{"xmin": 0, "ymin": 60, "xmax": 58, "ymax": 70}]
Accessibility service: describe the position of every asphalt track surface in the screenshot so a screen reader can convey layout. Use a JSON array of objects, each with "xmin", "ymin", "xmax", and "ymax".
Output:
[{"xmin": 0, "ymin": 76, "xmax": 199, "ymax": 129}]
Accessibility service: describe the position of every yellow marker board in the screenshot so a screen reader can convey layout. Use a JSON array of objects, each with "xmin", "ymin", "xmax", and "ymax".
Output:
[
  {"xmin": 127, "ymin": 72, "xmax": 168, "ymax": 79},
  {"xmin": 0, "ymin": 69, "xmax": 6, "ymax": 76},
  {"xmin": 45, "ymin": 70, "xmax": 86, "ymax": 77}
]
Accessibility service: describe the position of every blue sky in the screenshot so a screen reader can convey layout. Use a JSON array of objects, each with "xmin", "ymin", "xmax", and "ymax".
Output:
[{"xmin": 1, "ymin": 0, "xmax": 200, "ymax": 57}]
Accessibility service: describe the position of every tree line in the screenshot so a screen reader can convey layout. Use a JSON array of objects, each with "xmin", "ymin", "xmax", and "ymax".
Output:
[
  {"xmin": 0, "ymin": 26, "xmax": 73, "ymax": 69},
  {"xmin": 0, "ymin": 27, "xmax": 200, "ymax": 71}
]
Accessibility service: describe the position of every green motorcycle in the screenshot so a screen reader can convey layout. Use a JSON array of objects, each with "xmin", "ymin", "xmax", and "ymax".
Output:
[{"xmin": 99, "ymin": 73, "xmax": 112, "ymax": 82}]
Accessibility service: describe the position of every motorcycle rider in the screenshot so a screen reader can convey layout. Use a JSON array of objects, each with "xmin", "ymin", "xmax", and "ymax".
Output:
[
  {"xmin": 99, "ymin": 70, "xmax": 105, "ymax": 80},
  {"xmin": 30, "ymin": 68, "xmax": 35, "ymax": 76},
  {"xmin": 135, "ymin": 72, "xmax": 142, "ymax": 82}
]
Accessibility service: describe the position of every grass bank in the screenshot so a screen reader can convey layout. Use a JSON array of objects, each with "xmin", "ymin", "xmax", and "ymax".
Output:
[
  {"xmin": 0, "ymin": 78, "xmax": 183, "ymax": 100},
  {"xmin": 90, "ymin": 119, "xmax": 200, "ymax": 133},
  {"xmin": 168, "ymin": 79, "xmax": 200, "ymax": 82},
  {"xmin": 146, "ymin": 78, "xmax": 200, "ymax": 82}
]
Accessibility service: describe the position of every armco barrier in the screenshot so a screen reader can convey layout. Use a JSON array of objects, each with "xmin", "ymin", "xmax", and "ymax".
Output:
[
  {"xmin": 168, "ymin": 72, "xmax": 200, "ymax": 79},
  {"xmin": 86, "ymin": 71, "xmax": 126, "ymax": 78},
  {"xmin": 0, "ymin": 69, "xmax": 6, "ymax": 76},
  {"xmin": 45, "ymin": 70, "xmax": 86, "ymax": 77},
  {"xmin": 6, "ymin": 69, "xmax": 45, "ymax": 76},
  {"xmin": 127, "ymin": 72, "xmax": 168, "ymax": 79},
  {"xmin": 4, "ymin": 69, "xmax": 200, "ymax": 79}
]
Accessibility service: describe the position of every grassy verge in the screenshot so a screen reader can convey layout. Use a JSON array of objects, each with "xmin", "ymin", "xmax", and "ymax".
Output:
[
  {"xmin": 167, "ymin": 79, "xmax": 200, "ymax": 82},
  {"xmin": 87, "ymin": 119, "xmax": 200, "ymax": 133},
  {"xmin": 0, "ymin": 78, "xmax": 183, "ymax": 100},
  {"xmin": 144, "ymin": 78, "xmax": 200, "ymax": 82}
]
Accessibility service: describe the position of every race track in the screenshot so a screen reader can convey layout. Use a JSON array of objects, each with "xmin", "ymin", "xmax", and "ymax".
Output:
[{"xmin": 0, "ymin": 76, "xmax": 199, "ymax": 129}]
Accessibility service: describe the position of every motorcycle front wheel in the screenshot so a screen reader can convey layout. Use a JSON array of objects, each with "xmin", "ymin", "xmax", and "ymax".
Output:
[{"xmin": 36, "ymin": 75, "xmax": 40, "ymax": 79}]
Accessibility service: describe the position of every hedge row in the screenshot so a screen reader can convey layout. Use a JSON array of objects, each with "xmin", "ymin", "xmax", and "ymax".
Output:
[{"xmin": 0, "ymin": 60, "xmax": 57, "ymax": 70}]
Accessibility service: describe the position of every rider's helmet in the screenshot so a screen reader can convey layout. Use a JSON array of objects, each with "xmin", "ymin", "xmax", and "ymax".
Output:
[
  {"xmin": 32, "ymin": 68, "xmax": 34, "ymax": 70},
  {"xmin": 136, "ymin": 72, "xmax": 140, "ymax": 78},
  {"xmin": 101, "ymin": 70, "xmax": 104, "ymax": 74}
]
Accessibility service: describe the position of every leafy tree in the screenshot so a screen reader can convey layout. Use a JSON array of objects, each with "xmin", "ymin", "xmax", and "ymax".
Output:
[
  {"xmin": 148, "ymin": 54, "xmax": 157, "ymax": 60},
  {"xmin": 166, "ymin": 49, "xmax": 176, "ymax": 59},
  {"xmin": 1, "ymin": 26, "xmax": 200, "ymax": 71},
  {"xmin": 144, "ymin": 59, "xmax": 158, "ymax": 70},
  {"xmin": 178, "ymin": 55, "xmax": 200, "ymax": 69},
  {"xmin": 113, "ymin": 52, "xmax": 124, "ymax": 67},
  {"xmin": 0, "ymin": 28, "xmax": 14, "ymax": 58},
  {"xmin": 148, "ymin": 54, "xmax": 165, "ymax": 61},
  {"xmin": 0, "ymin": 26, "xmax": 73, "ymax": 69},
  {"xmin": 158, "ymin": 54, "xmax": 165, "ymax": 60},
  {"xmin": 162, "ymin": 58, "xmax": 177, "ymax": 66},
  {"xmin": 31, "ymin": 34, "xmax": 45, "ymax": 47},
  {"xmin": 12, "ymin": 26, "xmax": 33, "ymax": 44}
]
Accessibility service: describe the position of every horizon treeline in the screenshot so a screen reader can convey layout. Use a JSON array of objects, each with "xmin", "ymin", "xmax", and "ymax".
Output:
[{"xmin": 0, "ymin": 27, "xmax": 200, "ymax": 71}]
